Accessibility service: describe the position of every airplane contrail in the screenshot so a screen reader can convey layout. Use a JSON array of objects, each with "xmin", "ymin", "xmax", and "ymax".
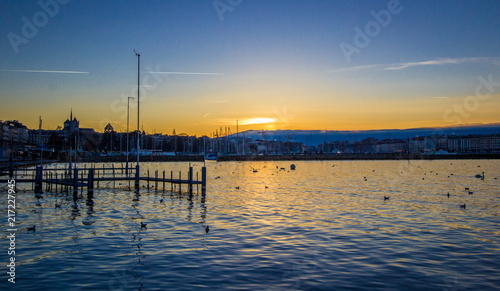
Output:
[
  {"xmin": 1, "ymin": 69, "xmax": 89, "ymax": 74},
  {"xmin": 149, "ymin": 71, "xmax": 223, "ymax": 75}
]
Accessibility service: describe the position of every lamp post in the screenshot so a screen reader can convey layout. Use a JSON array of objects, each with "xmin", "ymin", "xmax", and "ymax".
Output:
[
  {"xmin": 133, "ymin": 49, "xmax": 140, "ymax": 189},
  {"xmin": 134, "ymin": 49, "xmax": 140, "ymax": 165},
  {"xmin": 126, "ymin": 96, "xmax": 134, "ymax": 173}
]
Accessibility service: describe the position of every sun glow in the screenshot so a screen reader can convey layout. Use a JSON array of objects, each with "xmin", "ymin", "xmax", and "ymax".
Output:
[{"xmin": 239, "ymin": 118, "xmax": 276, "ymax": 125}]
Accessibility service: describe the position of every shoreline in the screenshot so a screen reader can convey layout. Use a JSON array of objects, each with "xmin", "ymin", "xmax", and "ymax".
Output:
[{"xmin": 216, "ymin": 153, "xmax": 500, "ymax": 161}]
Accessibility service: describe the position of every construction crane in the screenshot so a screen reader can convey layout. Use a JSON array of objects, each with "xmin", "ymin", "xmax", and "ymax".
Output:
[{"xmin": 258, "ymin": 130, "xmax": 266, "ymax": 141}]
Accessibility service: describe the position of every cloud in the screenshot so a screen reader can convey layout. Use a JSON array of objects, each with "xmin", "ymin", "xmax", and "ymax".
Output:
[
  {"xmin": 239, "ymin": 117, "xmax": 276, "ymax": 125},
  {"xmin": 384, "ymin": 57, "xmax": 492, "ymax": 70},
  {"xmin": 330, "ymin": 57, "xmax": 500, "ymax": 73},
  {"xmin": 0, "ymin": 69, "xmax": 89, "ymax": 74},
  {"xmin": 328, "ymin": 64, "xmax": 383, "ymax": 73}
]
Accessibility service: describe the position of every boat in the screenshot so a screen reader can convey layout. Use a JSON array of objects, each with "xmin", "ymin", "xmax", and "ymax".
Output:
[{"xmin": 205, "ymin": 153, "xmax": 217, "ymax": 161}]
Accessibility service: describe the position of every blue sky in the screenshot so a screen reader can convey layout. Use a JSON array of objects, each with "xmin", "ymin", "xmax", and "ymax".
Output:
[{"xmin": 1, "ymin": 0, "xmax": 499, "ymax": 135}]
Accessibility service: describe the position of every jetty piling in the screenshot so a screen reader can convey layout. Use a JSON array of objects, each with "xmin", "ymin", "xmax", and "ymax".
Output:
[
  {"xmin": 202, "ymin": 167, "xmax": 207, "ymax": 192},
  {"xmin": 1, "ymin": 163, "xmax": 207, "ymax": 199},
  {"xmin": 135, "ymin": 165, "xmax": 140, "ymax": 189},
  {"xmin": 189, "ymin": 167, "xmax": 193, "ymax": 194}
]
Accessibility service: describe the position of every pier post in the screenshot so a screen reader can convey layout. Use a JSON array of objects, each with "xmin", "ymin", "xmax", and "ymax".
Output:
[
  {"xmin": 163, "ymin": 170, "xmax": 165, "ymax": 191},
  {"xmin": 179, "ymin": 171, "xmax": 182, "ymax": 193},
  {"xmin": 34, "ymin": 166, "xmax": 43, "ymax": 194},
  {"xmin": 73, "ymin": 167, "xmax": 78, "ymax": 202},
  {"xmin": 189, "ymin": 167, "xmax": 193, "ymax": 194},
  {"xmin": 201, "ymin": 166, "xmax": 206, "ymax": 193},
  {"xmin": 135, "ymin": 165, "xmax": 140, "ymax": 189},
  {"xmin": 88, "ymin": 168, "xmax": 94, "ymax": 199},
  {"xmin": 171, "ymin": 171, "xmax": 173, "ymax": 192},
  {"xmin": 155, "ymin": 170, "xmax": 158, "ymax": 190}
]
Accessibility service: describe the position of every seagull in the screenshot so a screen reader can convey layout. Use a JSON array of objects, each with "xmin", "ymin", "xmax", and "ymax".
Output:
[
  {"xmin": 384, "ymin": 196, "xmax": 390, "ymax": 201},
  {"xmin": 468, "ymin": 191, "xmax": 474, "ymax": 195},
  {"xmin": 205, "ymin": 225, "xmax": 210, "ymax": 233},
  {"xmin": 465, "ymin": 187, "xmax": 470, "ymax": 191},
  {"xmin": 235, "ymin": 186, "xmax": 240, "ymax": 190},
  {"xmin": 140, "ymin": 222, "xmax": 147, "ymax": 229},
  {"xmin": 460, "ymin": 204, "xmax": 466, "ymax": 209},
  {"xmin": 265, "ymin": 186, "xmax": 268, "ymax": 189},
  {"xmin": 27, "ymin": 225, "xmax": 36, "ymax": 231}
]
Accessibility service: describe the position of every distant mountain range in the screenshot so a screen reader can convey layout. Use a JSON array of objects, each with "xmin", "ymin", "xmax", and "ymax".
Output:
[{"xmin": 234, "ymin": 123, "xmax": 500, "ymax": 146}]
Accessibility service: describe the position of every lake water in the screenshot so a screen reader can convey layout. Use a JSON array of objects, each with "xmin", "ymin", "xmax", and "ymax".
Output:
[{"xmin": 1, "ymin": 160, "xmax": 499, "ymax": 290}]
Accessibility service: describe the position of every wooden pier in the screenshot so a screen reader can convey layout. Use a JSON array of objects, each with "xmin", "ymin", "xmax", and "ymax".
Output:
[{"xmin": 0, "ymin": 163, "xmax": 207, "ymax": 201}]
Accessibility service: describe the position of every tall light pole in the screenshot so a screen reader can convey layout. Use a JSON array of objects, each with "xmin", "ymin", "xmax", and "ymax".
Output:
[
  {"xmin": 134, "ymin": 49, "xmax": 140, "ymax": 165},
  {"xmin": 126, "ymin": 96, "xmax": 134, "ymax": 171},
  {"xmin": 133, "ymin": 49, "xmax": 140, "ymax": 190}
]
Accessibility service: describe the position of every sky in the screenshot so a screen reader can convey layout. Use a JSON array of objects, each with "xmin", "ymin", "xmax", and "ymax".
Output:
[{"xmin": 1, "ymin": 0, "xmax": 500, "ymax": 136}]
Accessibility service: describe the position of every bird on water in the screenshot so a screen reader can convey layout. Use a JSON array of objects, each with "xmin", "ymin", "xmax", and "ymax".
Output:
[
  {"xmin": 460, "ymin": 204, "xmax": 466, "ymax": 209},
  {"xmin": 205, "ymin": 225, "xmax": 210, "ymax": 233},
  {"xmin": 27, "ymin": 225, "xmax": 36, "ymax": 231},
  {"xmin": 384, "ymin": 196, "xmax": 390, "ymax": 201},
  {"xmin": 141, "ymin": 222, "xmax": 147, "ymax": 229}
]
